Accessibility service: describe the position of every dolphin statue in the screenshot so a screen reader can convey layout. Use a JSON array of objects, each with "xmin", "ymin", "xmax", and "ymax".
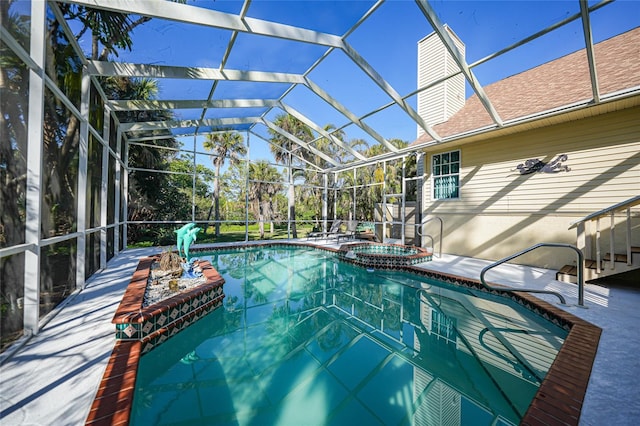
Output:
[
  {"xmin": 183, "ymin": 227, "xmax": 202, "ymax": 260},
  {"xmin": 175, "ymin": 223, "xmax": 196, "ymax": 257}
]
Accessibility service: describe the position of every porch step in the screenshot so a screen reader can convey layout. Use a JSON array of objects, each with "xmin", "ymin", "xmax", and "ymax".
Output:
[
  {"xmin": 558, "ymin": 259, "xmax": 600, "ymax": 275},
  {"xmin": 557, "ymin": 249, "xmax": 640, "ymax": 283},
  {"xmin": 558, "ymin": 264, "xmax": 577, "ymax": 276},
  {"xmin": 603, "ymin": 247, "xmax": 640, "ymax": 263},
  {"xmin": 603, "ymin": 253, "xmax": 627, "ymax": 262}
]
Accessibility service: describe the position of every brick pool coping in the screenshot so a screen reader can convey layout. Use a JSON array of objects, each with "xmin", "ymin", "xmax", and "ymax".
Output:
[
  {"xmin": 86, "ymin": 242, "xmax": 601, "ymax": 425},
  {"xmin": 86, "ymin": 256, "xmax": 225, "ymax": 425}
]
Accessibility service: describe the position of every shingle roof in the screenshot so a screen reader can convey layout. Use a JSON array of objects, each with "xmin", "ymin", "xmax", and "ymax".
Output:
[{"xmin": 413, "ymin": 26, "xmax": 640, "ymax": 145}]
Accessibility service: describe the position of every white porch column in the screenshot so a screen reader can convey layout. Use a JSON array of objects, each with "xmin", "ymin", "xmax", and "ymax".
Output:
[
  {"xmin": 109, "ymin": 107, "xmax": 121, "ymax": 256},
  {"xmin": 100, "ymin": 102, "xmax": 109, "ymax": 269},
  {"xmin": 23, "ymin": 0, "xmax": 46, "ymax": 335},
  {"xmin": 75, "ymin": 69, "xmax": 91, "ymax": 288},
  {"xmin": 245, "ymin": 132, "xmax": 250, "ymax": 242},
  {"xmin": 322, "ymin": 173, "xmax": 328, "ymax": 232},
  {"xmin": 401, "ymin": 155, "xmax": 406, "ymax": 245},
  {"xmin": 122, "ymin": 130, "xmax": 129, "ymax": 249}
]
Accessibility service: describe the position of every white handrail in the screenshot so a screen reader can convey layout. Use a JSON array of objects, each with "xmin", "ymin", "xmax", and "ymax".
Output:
[
  {"xmin": 568, "ymin": 195, "xmax": 640, "ymax": 229},
  {"xmin": 480, "ymin": 242, "xmax": 585, "ymax": 306}
]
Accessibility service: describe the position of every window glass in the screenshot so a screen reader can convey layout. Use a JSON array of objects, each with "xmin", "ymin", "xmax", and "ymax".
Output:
[
  {"xmin": 108, "ymin": 154, "xmax": 116, "ymax": 225},
  {"xmin": 432, "ymin": 150, "xmax": 460, "ymax": 200},
  {"xmin": 119, "ymin": 224, "xmax": 125, "ymax": 251},
  {"xmin": 45, "ymin": 5, "xmax": 82, "ymax": 109},
  {"xmin": 42, "ymin": 88, "xmax": 79, "ymax": 238},
  {"xmin": 41, "ymin": 238, "xmax": 77, "ymax": 318},
  {"xmin": 1, "ymin": 1, "xmax": 31, "ymax": 53},
  {"xmin": 1, "ymin": 252, "xmax": 25, "ymax": 351},
  {"xmin": 1, "ymin": 41, "xmax": 28, "ymax": 247},
  {"xmin": 107, "ymin": 227, "xmax": 114, "ymax": 261},
  {"xmin": 86, "ymin": 133, "xmax": 103, "ymax": 230},
  {"xmin": 85, "ymin": 230, "xmax": 100, "ymax": 279}
]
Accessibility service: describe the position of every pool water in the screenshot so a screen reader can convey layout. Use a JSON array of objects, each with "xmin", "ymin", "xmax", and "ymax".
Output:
[{"xmin": 131, "ymin": 246, "xmax": 567, "ymax": 425}]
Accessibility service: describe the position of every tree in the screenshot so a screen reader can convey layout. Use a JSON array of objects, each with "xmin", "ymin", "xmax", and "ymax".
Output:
[
  {"xmin": 203, "ymin": 131, "xmax": 247, "ymax": 237},
  {"xmin": 1, "ymin": 0, "xmax": 186, "ymax": 348},
  {"xmin": 248, "ymin": 161, "xmax": 283, "ymax": 239},
  {"xmin": 221, "ymin": 162, "xmax": 250, "ymax": 222},
  {"xmin": 168, "ymin": 154, "xmax": 215, "ymax": 220},
  {"xmin": 268, "ymin": 114, "xmax": 313, "ymax": 238},
  {"xmin": 1, "ymin": 1, "xmax": 30, "ymax": 350}
]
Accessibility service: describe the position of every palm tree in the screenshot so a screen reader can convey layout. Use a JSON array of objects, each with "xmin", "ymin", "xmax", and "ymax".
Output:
[
  {"xmin": 248, "ymin": 161, "xmax": 282, "ymax": 239},
  {"xmin": 268, "ymin": 114, "xmax": 313, "ymax": 238},
  {"xmin": 203, "ymin": 131, "xmax": 247, "ymax": 237}
]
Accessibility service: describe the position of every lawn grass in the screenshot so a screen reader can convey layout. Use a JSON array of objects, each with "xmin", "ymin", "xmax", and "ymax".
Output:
[{"xmin": 128, "ymin": 223, "xmax": 316, "ymax": 248}]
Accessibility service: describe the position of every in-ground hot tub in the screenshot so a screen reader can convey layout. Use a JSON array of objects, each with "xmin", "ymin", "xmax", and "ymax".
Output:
[{"xmin": 338, "ymin": 242, "xmax": 432, "ymax": 268}]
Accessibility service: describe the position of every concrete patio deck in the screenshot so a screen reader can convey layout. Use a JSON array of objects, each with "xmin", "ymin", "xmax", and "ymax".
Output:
[{"xmin": 1, "ymin": 241, "xmax": 638, "ymax": 425}]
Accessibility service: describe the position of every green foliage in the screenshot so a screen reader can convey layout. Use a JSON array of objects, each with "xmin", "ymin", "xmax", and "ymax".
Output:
[{"xmin": 202, "ymin": 131, "xmax": 247, "ymax": 233}]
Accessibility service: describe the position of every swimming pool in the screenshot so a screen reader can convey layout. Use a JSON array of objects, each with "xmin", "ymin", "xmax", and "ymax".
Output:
[{"xmin": 130, "ymin": 246, "xmax": 567, "ymax": 425}]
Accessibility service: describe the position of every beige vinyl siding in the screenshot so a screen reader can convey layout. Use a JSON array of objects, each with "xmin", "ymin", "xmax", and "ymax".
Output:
[
  {"xmin": 418, "ymin": 84, "xmax": 446, "ymax": 127},
  {"xmin": 444, "ymin": 41, "xmax": 465, "ymax": 121},
  {"xmin": 425, "ymin": 107, "xmax": 639, "ymax": 215},
  {"xmin": 417, "ymin": 27, "xmax": 465, "ymax": 136},
  {"xmin": 418, "ymin": 38, "xmax": 447, "ymax": 134},
  {"xmin": 420, "ymin": 105, "xmax": 640, "ymax": 268}
]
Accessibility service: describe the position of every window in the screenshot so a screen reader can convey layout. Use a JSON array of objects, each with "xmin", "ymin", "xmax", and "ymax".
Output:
[
  {"xmin": 430, "ymin": 309, "xmax": 457, "ymax": 345},
  {"xmin": 432, "ymin": 150, "xmax": 460, "ymax": 199}
]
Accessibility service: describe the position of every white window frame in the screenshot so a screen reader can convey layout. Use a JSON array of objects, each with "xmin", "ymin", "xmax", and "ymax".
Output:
[{"xmin": 431, "ymin": 150, "xmax": 461, "ymax": 201}]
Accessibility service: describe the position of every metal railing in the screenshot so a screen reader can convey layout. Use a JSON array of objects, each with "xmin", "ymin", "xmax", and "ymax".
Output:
[
  {"xmin": 416, "ymin": 216, "xmax": 443, "ymax": 258},
  {"xmin": 479, "ymin": 242, "xmax": 585, "ymax": 306}
]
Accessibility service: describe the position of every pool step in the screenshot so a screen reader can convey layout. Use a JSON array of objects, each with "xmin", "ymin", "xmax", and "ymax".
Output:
[{"xmin": 556, "ymin": 247, "xmax": 640, "ymax": 283}]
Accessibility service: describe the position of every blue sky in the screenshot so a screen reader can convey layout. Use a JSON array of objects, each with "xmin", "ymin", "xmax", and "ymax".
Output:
[{"xmin": 72, "ymin": 0, "xmax": 640, "ymax": 164}]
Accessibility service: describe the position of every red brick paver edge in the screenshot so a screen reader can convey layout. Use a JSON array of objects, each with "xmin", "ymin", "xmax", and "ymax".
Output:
[{"xmin": 86, "ymin": 256, "xmax": 224, "ymax": 425}]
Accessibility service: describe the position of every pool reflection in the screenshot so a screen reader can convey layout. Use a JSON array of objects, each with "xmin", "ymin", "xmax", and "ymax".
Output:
[{"xmin": 131, "ymin": 246, "xmax": 566, "ymax": 426}]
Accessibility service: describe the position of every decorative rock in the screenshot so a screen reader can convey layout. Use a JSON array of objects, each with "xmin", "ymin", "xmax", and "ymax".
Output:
[{"xmin": 144, "ymin": 261, "xmax": 207, "ymax": 307}]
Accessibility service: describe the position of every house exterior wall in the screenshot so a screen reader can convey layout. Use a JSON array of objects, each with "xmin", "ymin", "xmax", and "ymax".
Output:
[{"xmin": 420, "ymin": 105, "xmax": 640, "ymax": 269}]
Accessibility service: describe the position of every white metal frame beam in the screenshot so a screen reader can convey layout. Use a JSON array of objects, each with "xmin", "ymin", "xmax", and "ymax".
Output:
[
  {"xmin": 305, "ymin": 77, "xmax": 398, "ymax": 153},
  {"xmin": 64, "ymin": 0, "xmax": 426, "ymax": 158},
  {"xmin": 23, "ymin": 0, "xmax": 47, "ymax": 335},
  {"xmin": 59, "ymin": 0, "xmax": 345, "ymax": 47},
  {"xmin": 99, "ymin": 92, "xmax": 109, "ymax": 270},
  {"xmin": 260, "ymin": 119, "xmax": 339, "ymax": 167},
  {"xmin": 76, "ymin": 68, "xmax": 89, "ymax": 282},
  {"xmin": 341, "ymin": 41, "xmax": 441, "ymax": 142},
  {"xmin": 579, "ymin": 0, "xmax": 600, "ymax": 103},
  {"xmin": 277, "ymin": 103, "xmax": 367, "ymax": 161},
  {"xmin": 248, "ymin": 131, "xmax": 324, "ymax": 172},
  {"xmin": 108, "ymin": 99, "xmax": 279, "ymax": 111},
  {"xmin": 109, "ymin": 106, "xmax": 121, "ymax": 257},
  {"xmin": 120, "ymin": 116, "xmax": 260, "ymax": 132},
  {"xmin": 197, "ymin": 0, "xmax": 252, "ymax": 134},
  {"xmin": 88, "ymin": 61, "xmax": 307, "ymax": 84}
]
